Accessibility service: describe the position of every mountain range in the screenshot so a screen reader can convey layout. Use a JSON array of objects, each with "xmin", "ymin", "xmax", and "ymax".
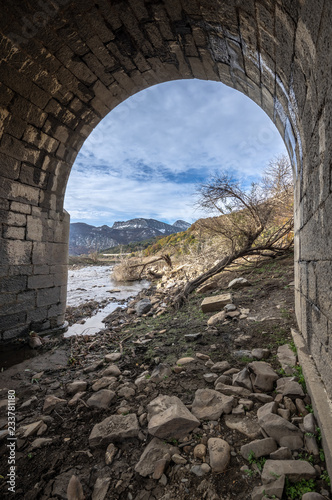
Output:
[{"xmin": 69, "ymin": 218, "xmax": 191, "ymax": 255}]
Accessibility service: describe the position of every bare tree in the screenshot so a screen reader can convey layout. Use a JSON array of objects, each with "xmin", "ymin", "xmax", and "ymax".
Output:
[{"xmin": 173, "ymin": 155, "xmax": 294, "ymax": 306}]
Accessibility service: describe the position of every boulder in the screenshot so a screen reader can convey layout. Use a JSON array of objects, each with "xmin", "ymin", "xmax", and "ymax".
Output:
[
  {"xmin": 257, "ymin": 402, "xmax": 278, "ymax": 421},
  {"xmin": 177, "ymin": 357, "xmax": 195, "ymax": 365},
  {"xmin": 302, "ymin": 494, "xmax": 326, "ymax": 500},
  {"xmin": 201, "ymin": 294, "xmax": 232, "ymax": 313},
  {"xmin": 191, "ymin": 389, "xmax": 235, "ymax": 420},
  {"xmin": 135, "ymin": 437, "xmax": 178, "ymax": 477},
  {"xmin": 136, "ymin": 299, "xmax": 152, "ymax": 316},
  {"xmin": 248, "ymin": 362, "xmax": 279, "ymax": 392},
  {"xmin": 241, "ymin": 438, "xmax": 278, "ymax": 460},
  {"xmin": 259, "ymin": 413, "xmax": 303, "ymax": 449},
  {"xmin": 89, "ymin": 414, "xmax": 140, "ymax": 448},
  {"xmin": 147, "ymin": 395, "xmax": 199, "ymax": 440},
  {"xmin": 261, "ymin": 460, "xmax": 316, "ymax": 484},
  {"xmin": 228, "ymin": 277, "xmax": 251, "ymax": 289},
  {"xmin": 208, "ymin": 438, "xmax": 230, "ymax": 473}
]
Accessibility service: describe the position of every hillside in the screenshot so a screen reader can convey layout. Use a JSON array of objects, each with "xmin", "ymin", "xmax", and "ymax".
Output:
[{"xmin": 69, "ymin": 218, "xmax": 191, "ymax": 255}]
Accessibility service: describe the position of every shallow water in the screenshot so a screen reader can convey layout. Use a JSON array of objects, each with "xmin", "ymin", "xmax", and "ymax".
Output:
[{"xmin": 65, "ymin": 266, "xmax": 149, "ymax": 337}]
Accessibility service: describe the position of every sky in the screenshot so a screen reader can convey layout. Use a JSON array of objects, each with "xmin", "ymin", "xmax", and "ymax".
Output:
[{"xmin": 64, "ymin": 79, "xmax": 287, "ymax": 227}]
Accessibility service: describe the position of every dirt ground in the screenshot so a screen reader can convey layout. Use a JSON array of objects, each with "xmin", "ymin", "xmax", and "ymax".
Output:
[{"xmin": 0, "ymin": 254, "xmax": 330, "ymax": 499}]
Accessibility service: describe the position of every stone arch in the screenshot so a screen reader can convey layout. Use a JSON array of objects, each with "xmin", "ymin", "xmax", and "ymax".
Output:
[{"xmin": 0, "ymin": 1, "xmax": 331, "ymax": 397}]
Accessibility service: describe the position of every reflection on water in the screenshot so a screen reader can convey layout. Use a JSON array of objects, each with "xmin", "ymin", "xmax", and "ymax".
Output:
[{"xmin": 65, "ymin": 266, "xmax": 149, "ymax": 337}]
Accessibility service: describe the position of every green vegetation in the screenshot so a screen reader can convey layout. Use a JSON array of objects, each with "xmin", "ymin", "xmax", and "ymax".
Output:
[
  {"xmin": 294, "ymin": 364, "xmax": 306, "ymax": 392},
  {"xmin": 248, "ymin": 451, "xmax": 267, "ymax": 471},
  {"xmin": 284, "ymin": 478, "xmax": 316, "ymax": 499},
  {"xmin": 321, "ymin": 470, "xmax": 330, "ymax": 486}
]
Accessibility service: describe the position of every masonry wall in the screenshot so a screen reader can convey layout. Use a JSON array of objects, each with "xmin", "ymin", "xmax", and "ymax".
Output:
[{"xmin": 0, "ymin": 0, "xmax": 331, "ymax": 400}]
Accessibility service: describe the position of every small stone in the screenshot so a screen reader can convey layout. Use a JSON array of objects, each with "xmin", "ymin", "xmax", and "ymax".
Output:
[
  {"xmin": 92, "ymin": 377, "xmax": 117, "ymax": 392},
  {"xmin": 43, "ymin": 395, "xmax": 67, "ymax": 414},
  {"xmin": 239, "ymin": 399, "xmax": 254, "ymax": 411},
  {"xmin": 84, "ymin": 360, "xmax": 104, "ymax": 373},
  {"xmin": 135, "ymin": 438, "xmax": 176, "ymax": 477},
  {"xmin": 251, "ymin": 348, "xmax": 270, "ymax": 360},
  {"xmin": 105, "ymin": 353, "xmax": 121, "ymax": 362},
  {"xmin": 259, "ymin": 414, "xmax": 303, "ymax": 450},
  {"xmin": 208, "ymin": 437, "xmax": 230, "ymax": 473},
  {"xmin": 87, "ymin": 390, "xmax": 116, "ymax": 409},
  {"xmin": 278, "ymin": 408, "xmax": 291, "ymax": 420},
  {"xmin": 228, "ymin": 277, "xmax": 251, "ymax": 289},
  {"xmin": 191, "ymin": 464, "xmax": 211, "ymax": 476},
  {"xmin": 194, "ymin": 444, "xmax": 207, "ymax": 460},
  {"xmin": 302, "ymin": 494, "xmax": 326, "ymax": 500},
  {"xmin": 303, "ymin": 413, "xmax": 316, "ymax": 434},
  {"xmin": 89, "ymin": 414, "xmax": 140, "ymax": 448},
  {"xmin": 224, "ymin": 415, "xmax": 262, "ymax": 439},
  {"xmin": 147, "ymin": 395, "xmax": 199, "ymax": 439},
  {"xmin": 241, "ymin": 438, "xmax": 277, "ymax": 460},
  {"xmin": 214, "ymin": 375, "xmax": 232, "ymax": 385},
  {"xmin": 207, "ymin": 311, "xmax": 226, "ymax": 326},
  {"xmin": 68, "ymin": 392, "xmax": 86, "ymax": 406},
  {"xmin": 232, "ymin": 405, "xmax": 245, "ymax": 415},
  {"xmin": 192, "ymin": 389, "xmax": 235, "ymax": 420},
  {"xmin": 117, "ymin": 387, "xmax": 135, "ymax": 398},
  {"xmin": 67, "ymin": 380, "xmax": 87, "ymax": 395},
  {"xmin": 284, "ymin": 397, "xmax": 297, "ymax": 414},
  {"xmin": 18, "ymin": 421, "xmax": 43, "ymax": 438},
  {"xmin": 184, "ymin": 333, "xmax": 202, "ymax": 341},
  {"xmin": 257, "ymin": 402, "xmax": 278, "ymax": 421},
  {"xmin": 216, "ymin": 383, "xmax": 251, "ymax": 398},
  {"xmin": 177, "ymin": 357, "xmax": 195, "ymax": 365},
  {"xmin": 136, "ymin": 299, "xmax": 152, "ymax": 316},
  {"xmin": 196, "ymin": 352, "xmax": 210, "ymax": 361},
  {"xmin": 203, "ymin": 373, "xmax": 218, "ymax": 383},
  {"xmin": 251, "ymin": 475, "xmax": 285, "ymax": 500},
  {"xmin": 233, "ymin": 367, "xmax": 253, "ymax": 392},
  {"xmin": 159, "ymin": 474, "xmax": 167, "ymax": 486},
  {"xmin": 295, "ymin": 398, "xmax": 309, "ymax": 416},
  {"xmin": 102, "ymin": 365, "xmax": 121, "ymax": 377},
  {"xmin": 305, "ymin": 435, "xmax": 320, "ymax": 456},
  {"xmin": 277, "ymin": 344, "xmax": 297, "ymax": 372},
  {"xmin": 278, "ymin": 380, "xmax": 305, "ymax": 399},
  {"xmin": 30, "ymin": 438, "xmax": 53, "ymax": 449},
  {"xmin": 210, "ymin": 361, "xmax": 231, "ymax": 373},
  {"xmin": 150, "ymin": 363, "xmax": 172, "ymax": 383},
  {"xmin": 172, "ymin": 453, "xmax": 187, "ymax": 464},
  {"xmin": 248, "ymin": 362, "xmax": 279, "ymax": 393},
  {"xmin": 105, "ymin": 443, "xmax": 117, "ymax": 465},
  {"xmin": 92, "ymin": 477, "xmax": 110, "ymax": 500},
  {"xmin": 252, "ymin": 394, "xmax": 274, "ymax": 404},
  {"xmin": 67, "ymin": 475, "xmax": 85, "ymax": 500},
  {"xmin": 201, "ymin": 294, "xmax": 232, "ymax": 313}
]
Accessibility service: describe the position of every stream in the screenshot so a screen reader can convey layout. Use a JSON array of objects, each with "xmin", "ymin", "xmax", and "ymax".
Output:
[{"xmin": 64, "ymin": 265, "xmax": 149, "ymax": 337}]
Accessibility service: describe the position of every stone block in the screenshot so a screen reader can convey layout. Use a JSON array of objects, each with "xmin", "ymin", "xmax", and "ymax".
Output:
[
  {"xmin": 36, "ymin": 286, "xmax": 61, "ymax": 307},
  {"xmin": 3, "ymin": 226, "xmax": 25, "ymax": 240},
  {"xmin": 0, "ymin": 239, "xmax": 32, "ymax": 265},
  {"xmin": 28, "ymin": 274, "xmax": 54, "ymax": 289},
  {"xmin": 201, "ymin": 294, "xmax": 232, "ymax": 313}
]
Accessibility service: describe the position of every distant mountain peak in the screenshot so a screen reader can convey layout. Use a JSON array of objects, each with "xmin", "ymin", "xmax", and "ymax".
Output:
[{"xmin": 172, "ymin": 220, "xmax": 191, "ymax": 230}]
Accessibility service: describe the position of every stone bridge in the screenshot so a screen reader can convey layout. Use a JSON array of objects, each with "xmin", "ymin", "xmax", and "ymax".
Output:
[{"xmin": 0, "ymin": 1, "xmax": 331, "ymax": 398}]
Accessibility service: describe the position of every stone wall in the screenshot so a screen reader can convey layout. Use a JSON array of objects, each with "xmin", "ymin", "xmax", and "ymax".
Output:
[{"xmin": 0, "ymin": 0, "xmax": 331, "ymax": 398}]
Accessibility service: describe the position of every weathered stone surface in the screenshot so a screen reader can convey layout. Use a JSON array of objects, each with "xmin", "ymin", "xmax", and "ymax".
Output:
[
  {"xmin": 67, "ymin": 475, "xmax": 85, "ymax": 500},
  {"xmin": 92, "ymin": 477, "xmax": 111, "ymax": 500},
  {"xmin": 207, "ymin": 311, "xmax": 226, "ymax": 326},
  {"xmin": 277, "ymin": 380, "xmax": 305, "ymax": 398},
  {"xmin": 136, "ymin": 299, "xmax": 152, "ymax": 316},
  {"xmin": 269, "ymin": 447, "xmax": 292, "ymax": 460},
  {"xmin": 184, "ymin": 332, "xmax": 202, "ymax": 341},
  {"xmin": 224, "ymin": 415, "xmax": 262, "ymax": 439},
  {"xmin": 251, "ymin": 475, "xmax": 285, "ymax": 500},
  {"xmin": 92, "ymin": 377, "xmax": 117, "ymax": 392},
  {"xmin": 191, "ymin": 389, "xmax": 235, "ymax": 420},
  {"xmin": 102, "ymin": 365, "xmax": 121, "ymax": 377},
  {"xmin": 203, "ymin": 373, "xmax": 218, "ymax": 383},
  {"xmin": 210, "ymin": 361, "xmax": 231, "ymax": 373},
  {"xmin": 43, "ymin": 395, "xmax": 67, "ymax": 414},
  {"xmin": 172, "ymin": 453, "xmax": 187, "ymax": 464},
  {"xmin": 86, "ymin": 390, "xmax": 116, "ymax": 409},
  {"xmin": 277, "ymin": 344, "xmax": 296, "ymax": 374},
  {"xmin": 241, "ymin": 438, "xmax": 277, "ymax": 460},
  {"xmin": 302, "ymin": 494, "xmax": 326, "ymax": 500},
  {"xmin": 215, "ymin": 383, "xmax": 251, "ymax": 397},
  {"xmin": 18, "ymin": 420, "xmax": 43, "ymax": 438},
  {"xmin": 105, "ymin": 443, "xmax": 117, "ymax": 465},
  {"xmin": 257, "ymin": 402, "xmax": 278, "ymax": 421},
  {"xmin": 135, "ymin": 437, "xmax": 178, "ymax": 477},
  {"xmin": 68, "ymin": 392, "xmax": 86, "ymax": 406},
  {"xmin": 201, "ymin": 294, "xmax": 232, "ymax": 313},
  {"xmin": 259, "ymin": 414, "xmax": 303, "ymax": 449},
  {"xmin": 248, "ymin": 362, "xmax": 279, "ymax": 393},
  {"xmin": 191, "ymin": 463, "xmax": 211, "ymax": 476},
  {"xmin": 194, "ymin": 443, "xmax": 206, "ymax": 460},
  {"xmin": 233, "ymin": 367, "xmax": 253, "ymax": 391},
  {"xmin": 305, "ymin": 434, "xmax": 320, "ymax": 456},
  {"xmin": 228, "ymin": 277, "xmax": 251, "ymax": 289},
  {"xmin": 67, "ymin": 380, "xmax": 87, "ymax": 395},
  {"xmin": 89, "ymin": 414, "xmax": 140, "ymax": 448},
  {"xmin": 261, "ymin": 460, "xmax": 316, "ymax": 484},
  {"xmin": 105, "ymin": 353, "xmax": 121, "ymax": 362},
  {"xmin": 147, "ymin": 395, "xmax": 199, "ymax": 439},
  {"xmin": 251, "ymin": 348, "xmax": 270, "ymax": 360},
  {"xmin": 208, "ymin": 438, "xmax": 230, "ymax": 472},
  {"xmin": 177, "ymin": 357, "xmax": 195, "ymax": 365},
  {"xmin": 303, "ymin": 413, "xmax": 316, "ymax": 434},
  {"xmin": 150, "ymin": 363, "xmax": 172, "ymax": 383}
]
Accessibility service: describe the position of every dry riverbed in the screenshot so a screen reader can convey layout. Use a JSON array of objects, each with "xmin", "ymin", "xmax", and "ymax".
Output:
[{"xmin": 0, "ymin": 254, "xmax": 331, "ymax": 499}]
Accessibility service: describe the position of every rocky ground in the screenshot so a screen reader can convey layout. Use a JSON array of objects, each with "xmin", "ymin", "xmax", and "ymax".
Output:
[{"xmin": 0, "ymin": 254, "xmax": 331, "ymax": 499}]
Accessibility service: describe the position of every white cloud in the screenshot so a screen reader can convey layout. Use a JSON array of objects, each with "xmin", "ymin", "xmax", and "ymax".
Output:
[{"xmin": 64, "ymin": 79, "xmax": 287, "ymax": 226}]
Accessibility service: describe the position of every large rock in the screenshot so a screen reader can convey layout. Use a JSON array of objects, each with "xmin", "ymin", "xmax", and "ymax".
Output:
[
  {"xmin": 277, "ymin": 380, "xmax": 305, "ymax": 399},
  {"xmin": 208, "ymin": 438, "xmax": 230, "ymax": 473},
  {"xmin": 251, "ymin": 475, "xmax": 285, "ymax": 500},
  {"xmin": 228, "ymin": 277, "xmax": 251, "ymax": 289},
  {"xmin": 259, "ymin": 413, "xmax": 303, "ymax": 449},
  {"xmin": 147, "ymin": 395, "xmax": 199, "ymax": 440},
  {"xmin": 191, "ymin": 389, "xmax": 235, "ymax": 420},
  {"xmin": 136, "ymin": 299, "xmax": 152, "ymax": 316},
  {"xmin": 261, "ymin": 460, "xmax": 316, "ymax": 484},
  {"xmin": 248, "ymin": 361, "xmax": 279, "ymax": 392},
  {"xmin": 224, "ymin": 415, "xmax": 262, "ymax": 439},
  {"xmin": 201, "ymin": 294, "xmax": 232, "ymax": 313},
  {"xmin": 241, "ymin": 438, "xmax": 278, "ymax": 460},
  {"xmin": 89, "ymin": 414, "xmax": 140, "ymax": 448},
  {"xmin": 215, "ymin": 383, "xmax": 251, "ymax": 398},
  {"xmin": 135, "ymin": 437, "xmax": 178, "ymax": 477},
  {"xmin": 257, "ymin": 401, "xmax": 278, "ymax": 421}
]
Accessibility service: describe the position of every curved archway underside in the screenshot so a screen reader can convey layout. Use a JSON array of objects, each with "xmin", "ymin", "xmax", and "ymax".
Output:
[{"xmin": 0, "ymin": 0, "xmax": 332, "ymax": 398}]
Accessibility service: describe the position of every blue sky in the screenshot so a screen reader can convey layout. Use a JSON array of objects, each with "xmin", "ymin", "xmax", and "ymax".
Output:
[{"xmin": 64, "ymin": 79, "xmax": 287, "ymax": 227}]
